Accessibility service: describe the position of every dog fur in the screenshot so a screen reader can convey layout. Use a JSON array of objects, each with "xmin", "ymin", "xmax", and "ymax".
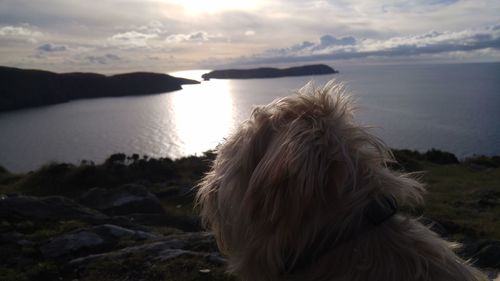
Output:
[{"xmin": 196, "ymin": 81, "xmax": 487, "ymax": 281}]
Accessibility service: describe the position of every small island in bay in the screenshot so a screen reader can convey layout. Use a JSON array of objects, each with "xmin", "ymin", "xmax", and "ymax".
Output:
[
  {"xmin": 201, "ymin": 64, "xmax": 338, "ymax": 80},
  {"xmin": 0, "ymin": 66, "xmax": 200, "ymax": 112}
]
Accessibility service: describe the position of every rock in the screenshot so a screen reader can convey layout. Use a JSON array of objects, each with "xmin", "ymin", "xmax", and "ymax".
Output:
[
  {"xmin": 154, "ymin": 185, "xmax": 195, "ymax": 199},
  {"xmin": 1, "ymin": 231, "xmax": 35, "ymax": 246},
  {"xmin": 41, "ymin": 231, "xmax": 105, "ymax": 259},
  {"xmin": 80, "ymin": 184, "xmax": 164, "ymax": 215},
  {"xmin": 418, "ymin": 217, "xmax": 448, "ymax": 237},
  {"xmin": 65, "ymin": 232, "xmax": 230, "ymax": 281},
  {"xmin": 69, "ymin": 239, "xmax": 187, "ymax": 267},
  {"xmin": 207, "ymin": 252, "xmax": 227, "ymax": 265},
  {"xmin": 472, "ymin": 241, "xmax": 500, "ymax": 268},
  {"xmin": 91, "ymin": 224, "xmax": 159, "ymax": 240},
  {"xmin": 68, "ymin": 232, "xmax": 217, "ymax": 268},
  {"xmin": 155, "ymin": 249, "xmax": 201, "ymax": 262},
  {"xmin": 165, "ymin": 232, "xmax": 219, "ymax": 253},
  {"xmin": 40, "ymin": 224, "xmax": 159, "ymax": 259},
  {"xmin": 0, "ymin": 195, "xmax": 108, "ymax": 223},
  {"xmin": 126, "ymin": 213, "xmax": 201, "ymax": 232}
]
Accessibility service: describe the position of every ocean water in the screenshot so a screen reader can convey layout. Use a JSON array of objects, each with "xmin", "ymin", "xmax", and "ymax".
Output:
[{"xmin": 0, "ymin": 62, "xmax": 499, "ymax": 172}]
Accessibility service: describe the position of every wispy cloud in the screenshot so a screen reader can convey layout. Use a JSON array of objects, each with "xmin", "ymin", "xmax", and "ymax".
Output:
[
  {"xmin": 165, "ymin": 31, "xmax": 221, "ymax": 43},
  {"xmin": 37, "ymin": 43, "xmax": 67, "ymax": 52},
  {"xmin": 229, "ymin": 25, "xmax": 500, "ymax": 65},
  {"xmin": 86, "ymin": 53, "xmax": 121, "ymax": 64},
  {"xmin": 0, "ymin": 24, "xmax": 42, "ymax": 43},
  {"xmin": 0, "ymin": 0, "xmax": 499, "ymax": 72},
  {"xmin": 108, "ymin": 31, "xmax": 159, "ymax": 48}
]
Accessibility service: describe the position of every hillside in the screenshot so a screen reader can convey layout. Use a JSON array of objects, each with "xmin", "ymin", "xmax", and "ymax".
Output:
[
  {"xmin": 0, "ymin": 149, "xmax": 499, "ymax": 280},
  {"xmin": 0, "ymin": 66, "xmax": 200, "ymax": 112},
  {"xmin": 201, "ymin": 64, "xmax": 338, "ymax": 80}
]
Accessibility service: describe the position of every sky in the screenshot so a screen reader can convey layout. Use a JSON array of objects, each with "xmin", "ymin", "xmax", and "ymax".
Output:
[{"xmin": 0, "ymin": 0, "xmax": 499, "ymax": 73}]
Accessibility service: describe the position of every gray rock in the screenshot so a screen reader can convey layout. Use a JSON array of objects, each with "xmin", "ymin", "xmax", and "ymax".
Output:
[
  {"xmin": 68, "ymin": 232, "xmax": 216, "ymax": 268},
  {"xmin": 69, "ymin": 239, "xmax": 187, "ymax": 266},
  {"xmin": 207, "ymin": 252, "xmax": 227, "ymax": 265},
  {"xmin": 80, "ymin": 184, "xmax": 164, "ymax": 215},
  {"xmin": 165, "ymin": 232, "xmax": 218, "ymax": 252},
  {"xmin": 91, "ymin": 224, "xmax": 159, "ymax": 240},
  {"xmin": 156, "ymin": 249, "xmax": 200, "ymax": 262},
  {"xmin": 1, "ymin": 231, "xmax": 35, "ymax": 246},
  {"xmin": 0, "ymin": 195, "xmax": 108, "ymax": 223},
  {"xmin": 126, "ymin": 213, "xmax": 201, "ymax": 232},
  {"xmin": 40, "ymin": 224, "xmax": 159, "ymax": 259},
  {"xmin": 472, "ymin": 241, "xmax": 500, "ymax": 268},
  {"xmin": 41, "ymin": 231, "xmax": 105, "ymax": 258}
]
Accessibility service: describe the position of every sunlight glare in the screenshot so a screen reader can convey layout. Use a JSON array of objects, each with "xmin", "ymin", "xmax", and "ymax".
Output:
[
  {"xmin": 165, "ymin": 0, "xmax": 260, "ymax": 14},
  {"xmin": 168, "ymin": 73, "xmax": 235, "ymax": 156}
]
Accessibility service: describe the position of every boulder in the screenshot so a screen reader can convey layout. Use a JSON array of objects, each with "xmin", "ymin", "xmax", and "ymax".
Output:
[
  {"xmin": 1, "ymin": 231, "xmax": 35, "ymax": 246},
  {"xmin": 40, "ymin": 224, "xmax": 159, "ymax": 259},
  {"xmin": 126, "ymin": 213, "xmax": 201, "ymax": 232},
  {"xmin": 0, "ymin": 194, "xmax": 108, "ymax": 223},
  {"xmin": 91, "ymin": 224, "xmax": 158, "ymax": 241},
  {"xmin": 68, "ymin": 232, "xmax": 223, "ymax": 270},
  {"xmin": 472, "ymin": 241, "xmax": 500, "ymax": 268},
  {"xmin": 69, "ymin": 239, "xmax": 187, "ymax": 266},
  {"xmin": 40, "ymin": 230, "xmax": 105, "ymax": 259},
  {"xmin": 80, "ymin": 184, "xmax": 164, "ymax": 215}
]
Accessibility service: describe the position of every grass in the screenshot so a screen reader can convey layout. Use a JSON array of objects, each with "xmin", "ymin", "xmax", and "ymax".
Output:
[
  {"xmin": 422, "ymin": 163, "xmax": 500, "ymax": 239},
  {"xmin": 1, "ymin": 150, "xmax": 499, "ymax": 241},
  {"xmin": 0, "ymin": 149, "xmax": 499, "ymax": 280},
  {"xmin": 77, "ymin": 252, "xmax": 235, "ymax": 281}
]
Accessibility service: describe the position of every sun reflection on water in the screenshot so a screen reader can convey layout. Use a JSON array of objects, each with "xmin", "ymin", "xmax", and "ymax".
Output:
[{"xmin": 166, "ymin": 70, "xmax": 235, "ymax": 157}]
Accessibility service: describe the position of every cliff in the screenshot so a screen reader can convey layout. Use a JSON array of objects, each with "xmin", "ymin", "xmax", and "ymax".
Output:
[
  {"xmin": 0, "ymin": 66, "xmax": 200, "ymax": 112},
  {"xmin": 201, "ymin": 64, "xmax": 338, "ymax": 80}
]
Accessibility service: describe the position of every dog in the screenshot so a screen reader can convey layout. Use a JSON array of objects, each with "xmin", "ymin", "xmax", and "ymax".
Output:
[{"xmin": 196, "ymin": 81, "xmax": 487, "ymax": 281}]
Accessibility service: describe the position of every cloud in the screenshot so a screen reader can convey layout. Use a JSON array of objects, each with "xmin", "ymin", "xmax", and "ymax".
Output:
[
  {"xmin": 165, "ymin": 31, "xmax": 220, "ymax": 43},
  {"xmin": 37, "ymin": 43, "xmax": 67, "ymax": 52},
  {"xmin": 0, "ymin": 25, "xmax": 41, "ymax": 36},
  {"xmin": 232, "ymin": 24, "xmax": 500, "ymax": 65},
  {"xmin": 0, "ymin": 24, "xmax": 42, "ymax": 43},
  {"xmin": 86, "ymin": 53, "xmax": 121, "ymax": 64},
  {"xmin": 318, "ymin": 35, "xmax": 356, "ymax": 47},
  {"xmin": 1, "ymin": 0, "xmax": 499, "ymax": 72},
  {"xmin": 135, "ymin": 20, "xmax": 166, "ymax": 35},
  {"xmin": 108, "ymin": 31, "xmax": 158, "ymax": 48},
  {"xmin": 381, "ymin": 0, "xmax": 459, "ymax": 13}
]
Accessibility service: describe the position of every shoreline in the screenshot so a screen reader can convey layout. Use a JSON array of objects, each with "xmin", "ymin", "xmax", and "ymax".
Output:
[{"xmin": 1, "ymin": 148, "xmax": 499, "ymax": 175}]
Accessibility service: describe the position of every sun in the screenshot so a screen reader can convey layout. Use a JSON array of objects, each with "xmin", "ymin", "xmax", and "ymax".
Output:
[{"xmin": 165, "ymin": 0, "xmax": 260, "ymax": 14}]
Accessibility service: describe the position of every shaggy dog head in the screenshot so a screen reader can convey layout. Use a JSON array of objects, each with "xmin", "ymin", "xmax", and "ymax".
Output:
[{"xmin": 196, "ymin": 81, "xmax": 487, "ymax": 281}]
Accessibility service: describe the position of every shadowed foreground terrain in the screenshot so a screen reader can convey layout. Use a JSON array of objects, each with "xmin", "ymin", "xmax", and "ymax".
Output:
[{"xmin": 0, "ymin": 149, "xmax": 499, "ymax": 280}]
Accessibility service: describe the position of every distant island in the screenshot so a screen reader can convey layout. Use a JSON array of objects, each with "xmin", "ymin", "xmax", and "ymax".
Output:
[
  {"xmin": 0, "ymin": 66, "xmax": 200, "ymax": 112},
  {"xmin": 201, "ymin": 64, "xmax": 338, "ymax": 80}
]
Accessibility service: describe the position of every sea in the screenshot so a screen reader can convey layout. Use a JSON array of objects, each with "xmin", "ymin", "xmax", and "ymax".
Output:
[{"xmin": 0, "ymin": 62, "xmax": 499, "ymax": 173}]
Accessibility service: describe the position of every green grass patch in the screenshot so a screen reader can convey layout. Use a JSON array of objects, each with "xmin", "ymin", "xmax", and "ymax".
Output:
[
  {"xmin": 422, "ymin": 163, "xmax": 500, "ymax": 239},
  {"xmin": 78, "ymin": 253, "xmax": 234, "ymax": 281}
]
